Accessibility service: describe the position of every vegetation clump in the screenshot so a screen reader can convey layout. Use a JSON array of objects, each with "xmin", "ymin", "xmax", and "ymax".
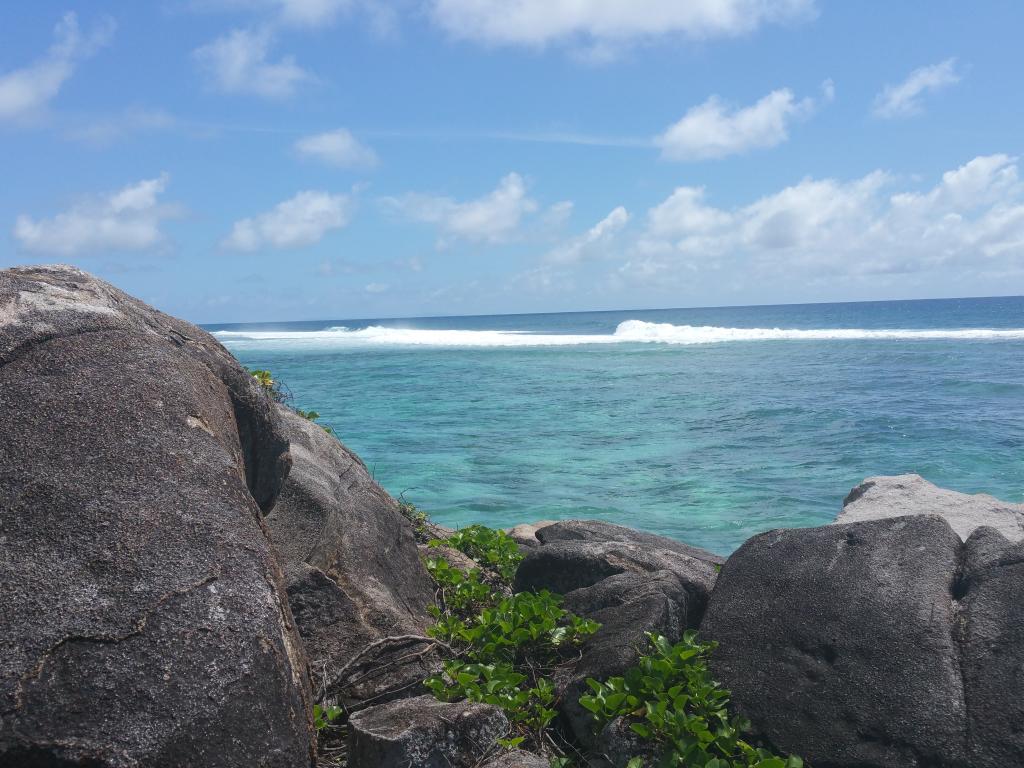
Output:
[
  {"xmin": 580, "ymin": 632, "xmax": 803, "ymax": 768},
  {"xmin": 416, "ymin": 521, "xmax": 801, "ymax": 768},
  {"xmin": 423, "ymin": 526, "xmax": 598, "ymax": 753},
  {"xmin": 431, "ymin": 523, "xmax": 525, "ymax": 583},
  {"xmin": 247, "ymin": 367, "xmax": 334, "ymax": 434},
  {"xmin": 397, "ymin": 497, "xmax": 430, "ymax": 539}
]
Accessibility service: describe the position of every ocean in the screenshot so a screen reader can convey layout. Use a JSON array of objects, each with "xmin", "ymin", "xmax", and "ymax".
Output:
[{"xmin": 209, "ymin": 296, "xmax": 1024, "ymax": 555}]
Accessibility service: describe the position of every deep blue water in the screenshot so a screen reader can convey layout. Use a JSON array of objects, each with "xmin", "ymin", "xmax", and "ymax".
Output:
[{"xmin": 209, "ymin": 296, "xmax": 1024, "ymax": 554}]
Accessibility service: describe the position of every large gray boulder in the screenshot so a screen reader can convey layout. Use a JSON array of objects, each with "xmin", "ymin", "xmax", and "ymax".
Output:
[
  {"xmin": 959, "ymin": 526, "xmax": 1024, "ymax": 767},
  {"xmin": 701, "ymin": 516, "xmax": 967, "ymax": 767},
  {"xmin": 347, "ymin": 694, "xmax": 509, "ymax": 768},
  {"xmin": 0, "ymin": 266, "xmax": 313, "ymax": 766},
  {"xmin": 266, "ymin": 405, "xmax": 436, "ymax": 706},
  {"xmin": 838, "ymin": 474, "xmax": 1024, "ymax": 542}
]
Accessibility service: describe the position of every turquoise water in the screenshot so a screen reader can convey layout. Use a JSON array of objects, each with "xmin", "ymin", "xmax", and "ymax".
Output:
[{"xmin": 210, "ymin": 297, "xmax": 1024, "ymax": 555}]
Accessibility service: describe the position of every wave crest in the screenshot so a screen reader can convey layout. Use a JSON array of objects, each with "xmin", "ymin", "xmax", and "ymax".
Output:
[{"xmin": 212, "ymin": 320, "xmax": 1024, "ymax": 348}]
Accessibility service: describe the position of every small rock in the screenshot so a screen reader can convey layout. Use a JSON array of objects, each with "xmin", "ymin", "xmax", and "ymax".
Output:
[
  {"xmin": 536, "ymin": 519, "xmax": 725, "ymax": 565},
  {"xmin": 347, "ymin": 695, "xmax": 509, "ymax": 768},
  {"xmin": 506, "ymin": 520, "xmax": 558, "ymax": 549},
  {"xmin": 482, "ymin": 749, "xmax": 550, "ymax": 768},
  {"xmin": 514, "ymin": 540, "xmax": 717, "ymax": 597}
]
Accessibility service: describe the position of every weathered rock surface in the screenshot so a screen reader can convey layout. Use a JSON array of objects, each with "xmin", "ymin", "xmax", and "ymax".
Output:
[
  {"xmin": 701, "ymin": 515, "xmax": 967, "ymax": 767},
  {"xmin": 266, "ymin": 405, "xmax": 436, "ymax": 705},
  {"xmin": 838, "ymin": 474, "xmax": 1024, "ymax": 542},
  {"xmin": 959, "ymin": 526, "xmax": 1024, "ymax": 767},
  {"xmin": 513, "ymin": 520, "xmax": 719, "ymax": 749},
  {"xmin": 505, "ymin": 520, "xmax": 557, "ymax": 549},
  {"xmin": 514, "ymin": 540, "xmax": 718, "ymax": 597},
  {"xmin": 536, "ymin": 519, "xmax": 725, "ymax": 564},
  {"xmin": 0, "ymin": 266, "xmax": 313, "ymax": 766},
  {"xmin": 481, "ymin": 750, "xmax": 550, "ymax": 768},
  {"xmin": 559, "ymin": 570, "xmax": 699, "ymax": 745},
  {"xmin": 347, "ymin": 694, "xmax": 509, "ymax": 768}
]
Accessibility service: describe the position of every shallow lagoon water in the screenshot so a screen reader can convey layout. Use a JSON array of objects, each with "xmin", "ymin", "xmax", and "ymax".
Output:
[{"xmin": 212, "ymin": 297, "xmax": 1024, "ymax": 554}]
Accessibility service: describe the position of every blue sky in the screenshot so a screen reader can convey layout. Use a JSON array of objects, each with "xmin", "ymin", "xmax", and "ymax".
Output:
[{"xmin": 1, "ymin": 1, "xmax": 1023, "ymax": 323}]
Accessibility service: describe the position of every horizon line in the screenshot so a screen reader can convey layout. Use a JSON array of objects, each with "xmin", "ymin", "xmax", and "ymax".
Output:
[{"xmin": 201, "ymin": 292, "xmax": 1024, "ymax": 329}]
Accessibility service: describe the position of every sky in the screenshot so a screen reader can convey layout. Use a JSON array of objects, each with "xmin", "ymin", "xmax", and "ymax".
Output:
[{"xmin": 1, "ymin": 1, "xmax": 1023, "ymax": 323}]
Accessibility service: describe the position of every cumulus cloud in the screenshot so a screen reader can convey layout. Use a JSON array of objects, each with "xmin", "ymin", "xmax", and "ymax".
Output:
[
  {"xmin": 13, "ymin": 174, "xmax": 177, "ymax": 256},
  {"xmin": 0, "ymin": 12, "xmax": 115, "ymax": 122},
  {"xmin": 429, "ymin": 0, "xmax": 815, "ymax": 49},
  {"xmin": 385, "ymin": 173, "xmax": 538, "ymax": 243},
  {"xmin": 547, "ymin": 206, "xmax": 630, "ymax": 264},
  {"xmin": 193, "ymin": 28, "xmax": 310, "ymax": 98},
  {"xmin": 873, "ymin": 59, "xmax": 960, "ymax": 119},
  {"xmin": 624, "ymin": 154, "xmax": 1024, "ymax": 282},
  {"xmin": 657, "ymin": 88, "xmax": 815, "ymax": 161},
  {"xmin": 223, "ymin": 191, "xmax": 351, "ymax": 250},
  {"xmin": 295, "ymin": 128, "xmax": 378, "ymax": 168}
]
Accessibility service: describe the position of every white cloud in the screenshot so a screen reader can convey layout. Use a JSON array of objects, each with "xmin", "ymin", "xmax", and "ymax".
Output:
[
  {"xmin": 295, "ymin": 128, "xmax": 378, "ymax": 168},
  {"xmin": 547, "ymin": 206, "xmax": 630, "ymax": 264},
  {"xmin": 223, "ymin": 191, "xmax": 351, "ymax": 250},
  {"xmin": 276, "ymin": 0, "xmax": 354, "ymax": 25},
  {"xmin": 625, "ymin": 154, "xmax": 1024, "ymax": 282},
  {"xmin": 193, "ymin": 28, "xmax": 310, "ymax": 99},
  {"xmin": 13, "ymin": 174, "xmax": 177, "ymax": 256},
  {"xmin": 0, "ymin": 12, "xmax": 115, "ymax": 122},
  {"xmin": 194, "ymin": 0, "xmax": 357, "ymax": 26},
  {"xmin": 386, "ymin": 173, "xmax": 538, "ymax": 243},
  {"xmin": 364, "ymin": 282, "xmax": 389, "ymax": 293},
  {"xmin": 429, "ymin": 0, "xmax": 815, "ymax": 48},
  {"xmin": 873, "ymin": 59, "xmax": 960, "ymax": 119},
  {"xmin": 657, "ymin": 88, "xmax": 815, "ymax": 161}
]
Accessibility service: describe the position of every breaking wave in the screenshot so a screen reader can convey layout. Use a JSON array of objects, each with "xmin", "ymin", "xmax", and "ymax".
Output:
[{"xmin": 213, "ymin": 320, "xmax": 1024, "ymax": 348}]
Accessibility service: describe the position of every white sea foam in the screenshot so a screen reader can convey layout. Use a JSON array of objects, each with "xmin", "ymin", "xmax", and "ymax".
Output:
[{"xmin": 213, "ymin": 320, "xmax": 1024, "ymax": 348}]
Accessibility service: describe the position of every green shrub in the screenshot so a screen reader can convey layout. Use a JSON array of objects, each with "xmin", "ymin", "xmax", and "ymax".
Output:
[
  {"xmin": 423, "ymin": 526, "xmax": 599, "ymax": 748},
  {"xmin": 398, "ymin": 498, "xmax": 430, "ymax": 537},
  {"xmin": 428, "ymin": 588, "xmax": 599, "ymax": 665},
  {"xmin": 430, "ymin": 524, "xmax": 524, "ymax": 583},
  {"xmin": 249, "ymin": 368, "xmax": 288, "ymax": 403},
  {"xmin": 294, "ymin": 407, "xmax": 335, "ymax": 434},
  {"xmin": 579, "ymin": 632, "xmax": 802, "ymax": 768},
  {"xmin": 312, "ymin": 703, "xmax": 342, "ymax": 732},
  {"xmin": 425, "ymin": 556, "xmax": 496, "ymax": 615}
]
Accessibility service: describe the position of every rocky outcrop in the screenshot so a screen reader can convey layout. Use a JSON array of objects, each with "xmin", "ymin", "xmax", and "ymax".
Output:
[
  {"xmin": 838, "ymin": 474, "xmax": 1024, "ymax": 542},
  {"xmin": 513, "ymin": 521, "xmax": 718, "ymax": 748},
  {"xmin": 0, "ymin": 266, "xmax": 313, "ymax": 766},
  {"xmin": 701, "ymin": 513, "xmax": 1024, "ymax": 767},
  {"xmin": 266, "ymin": 405, "xmax": 436, "ymax": 706},
  {"xmin": 346, "ymin": 695, "xmax": 509, "ymax": 768}
]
